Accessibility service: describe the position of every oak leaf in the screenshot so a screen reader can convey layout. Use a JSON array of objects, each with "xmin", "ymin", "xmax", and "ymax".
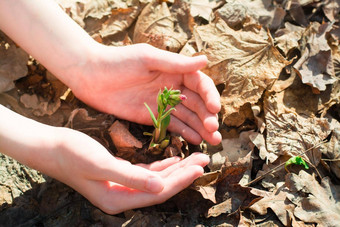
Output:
[
  {"xmin": 294, "ymin": 22, "xmax": 336, "ymax": 93},
  {"xmin": 187, "ymin": 0, "xmax": 222, "ymax": 21},
  {"xmin": 286, "ymin": 171, "xmax": 340, "ymax": 226},
  {"xmin": 274, "ymin": 22, "xmax": 304, "ymax": 57},
  {"xmin": 195, "ymin": 18, "xmax": 288, "ymax": 126},
  {"xmin": 264, "ymin": 92, "xmax": 331, "ymax": 165},
  {"xmin": 249, "ymin": 182, "xmax": 295, "ymax": 226},
  {"xmin": 133, "ymin": 0, "xmax": 193, "ymax": 52}
]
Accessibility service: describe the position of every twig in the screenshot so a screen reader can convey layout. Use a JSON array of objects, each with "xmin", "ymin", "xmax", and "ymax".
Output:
[{"xmin": 245, "ymin": 140, "xmax": 327, "ymax": 187}]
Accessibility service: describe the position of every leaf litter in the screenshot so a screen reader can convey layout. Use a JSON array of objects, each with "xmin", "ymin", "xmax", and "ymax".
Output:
[{"xmin": 0, "ymin": 0, "xmax": 339, "ymax": 226}]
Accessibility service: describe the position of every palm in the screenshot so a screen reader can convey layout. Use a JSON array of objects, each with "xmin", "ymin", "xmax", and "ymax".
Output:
[{"xmin": 71, "ymin": 44, "xmax": 222, "ymax": 145}]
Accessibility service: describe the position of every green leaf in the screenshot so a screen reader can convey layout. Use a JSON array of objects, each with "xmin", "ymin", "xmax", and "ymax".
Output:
[
  {"xmin": 160, "ymin": 107, "xmax": 175, "ymax": 122},
  {"xmin": 285, "ymin": 156, "xmax": 309, "ymax": 171},
  {"xmin": 144, "ymin": 103, "xmax": 158, "ymax": 127},
  {"xmin": 143, "ymin": 132, "xmax": 153, "ymax": 137}
]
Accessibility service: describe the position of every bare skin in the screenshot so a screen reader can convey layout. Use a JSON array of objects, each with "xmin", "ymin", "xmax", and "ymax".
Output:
[{"xmin": 0, "ymin": 0, "xmax": 221, "ymax": 214}]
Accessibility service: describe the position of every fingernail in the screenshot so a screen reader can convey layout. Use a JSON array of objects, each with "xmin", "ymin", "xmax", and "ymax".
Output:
[{"xmin": 146, "ymin": 176, "xmax": 164, "ymax": 193}]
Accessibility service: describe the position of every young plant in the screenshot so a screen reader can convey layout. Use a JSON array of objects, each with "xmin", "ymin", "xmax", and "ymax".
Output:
[
  {"xmin": 285, "ymin": 156, "xmax": 309, "ymax": 172},
  {"xmin": 144, "ymin": 87, "xmax": 187, "ymax": 153}
]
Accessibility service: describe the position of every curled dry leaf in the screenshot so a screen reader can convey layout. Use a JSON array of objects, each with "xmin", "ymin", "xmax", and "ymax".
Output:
[
  {"xmin": 264, "ymin": 92, "xmax": 331, "ymax": 166},
  {"xmin": 208, "ymin": 131, "xmax": 254, "ymax": 171},
  {"xmin": 215, "ymin": 0, "xmax": 254, "ymax": 30},
  {"xmin": 193, "ymin": 150, "xmax": 252, "ymax": 206},
  {"xmin": 56, "ymin": 0, "xmax": 115, "ymax": 27},
  {"xmin": 294, "ymin": 22, "xmax": 337, "ymax": 93},
  {"xmin": 20, "ymin": 94, "xmax": 61, "ymax": 117},
  {"xmin": 99, "ymin": 6, "xmax": 141, "ymax": 38},
  {"xmin": 188, "ymin": 0, "xmax": 223, "ymax": 22},
  {"xmin": 285, "ymin": 171, "xmax": 340, "ymax": 226},
  {"xmin": 244, "ymin": 0, "xmax": 286, "ymax": 30},
  {"xmin": 269, "ymin": 68, "xmax": 338, "ymax": 118},
  {"xmin": 249, "ymin": 182, "xmax": 295, "ymax": 226},
  {"xmin": 0, "ymin": 33, "xmax": 29, "ymax": 93},
  {"xmin": 322, "ymin": 0, "xmax": 340, "ymax": 22},
  {"xmin": 194, "ymin": 18, "xmax": 288, "ymax": 126},
  {"xmin": 109, "ymin": 120, "xmax": 142, "ymax": 160},
  {"xmin": 255, "ymin": 155, "xmax": 289, "ymax": 191},
  {"xmin": 133, "ymin": 0, "xmax": 193, "ymax": 52},
  {"xmin": 321, "ymin": 119, "xmax": 340, "ymax": 179},
  {"xmin": 206, "ymin": 151, "xmax": 255, "ymax": 218},
  {"xmin": 249, "ymin": 132, "xmax": 277, "ymax": 164},
  {"xmin": 274, "ymin": 22, "xmax": 305, "ymax": 58},
  {"xmin": 287, "ymin": 0, "xmax": 309, "ymax": 27},
  {"xmin": 65, "ymin": 108, "xmax": 115, "ymax": 149},
  {"xmin": 217, "ymin": 0, "xmax": 285, "ymax": 31}
]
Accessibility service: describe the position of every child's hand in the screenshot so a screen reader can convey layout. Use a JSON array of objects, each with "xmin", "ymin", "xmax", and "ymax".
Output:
[
  {"xmin": 64, "ymin": 44, "xmax": 222, "ymax": 145},
  {"xmin": 48, "ymin": 127, "xmax": 210, "ymax": 214}
]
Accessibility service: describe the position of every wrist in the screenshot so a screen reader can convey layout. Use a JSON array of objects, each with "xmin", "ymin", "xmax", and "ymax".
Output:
[{"xmin": 0, "ymin": 105, "xmax": 59, "ymax": 173}]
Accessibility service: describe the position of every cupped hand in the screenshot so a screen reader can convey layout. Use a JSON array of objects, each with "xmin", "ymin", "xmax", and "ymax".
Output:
[
  {"xmin": 52, "ymin": 127, "xmax": 210, "ymax": 214},
  {"xmin": 66, "ymin": 44, "xmax": 221, "ymax": 145}
]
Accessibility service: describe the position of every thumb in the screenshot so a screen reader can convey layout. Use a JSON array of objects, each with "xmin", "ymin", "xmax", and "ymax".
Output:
[
  {"xmin": 96, "ymin": 158, "xmax": 165, "ymax": 193},
  {"xmin": 143, "ymin": 45, "xmax": 208, "ymax": 73}
]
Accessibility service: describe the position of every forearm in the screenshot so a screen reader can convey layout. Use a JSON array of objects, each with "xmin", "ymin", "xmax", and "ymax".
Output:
[
  {"xmin": 0, "ymin": 105, "xmax": 58, "ymax": 172},
  {"xmin": 0, "ymin": 0, "xmax": 98, "ymax": 87}
]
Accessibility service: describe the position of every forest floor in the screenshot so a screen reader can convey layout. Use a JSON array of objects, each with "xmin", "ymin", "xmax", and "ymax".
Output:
[{"xmin": 0, "ymin": 0, "xmax": 339, "ymax": 226}]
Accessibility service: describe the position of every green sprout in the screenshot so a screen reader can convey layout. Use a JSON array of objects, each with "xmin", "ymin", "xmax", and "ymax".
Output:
[
  {"xmin": 285, "ymin": 156, "xmax": 309, "ymax": 172},
  {"xmin": 144, "ymin": 87, "xmax": 187, "ymax": 153}
]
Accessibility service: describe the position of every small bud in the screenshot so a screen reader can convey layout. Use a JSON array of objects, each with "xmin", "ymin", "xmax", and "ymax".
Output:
[
  {"xmin": 179, "ymin": 94, "xmax": 187, "ymax": 101},
  {"xmin": 168, "ymin": 94, "xmax": 183, "ymax": 106}
]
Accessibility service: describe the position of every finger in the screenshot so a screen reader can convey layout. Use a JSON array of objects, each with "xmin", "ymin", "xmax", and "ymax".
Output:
[
  {"xmin": 167, "ymin": 115, "xmax": 202, "ymax": 144},
  {"xmin": 158, "ymin": 152, "xmax": 210, "ymax": 177},
  {"xmin": 181, "ymin": 87, "xmax": 219, "ymax": 132},
  {"xmin": 87, "ymin": 165, "xmax": 205, "ymax": 214},
  {"xmin": 91, "ymin": 157, "xmax": 165, "ymax": 193},
  {"xmin": 183, "ymin": 71, "xmax": 221, "ymax": 114},
  {"xmin": 143, "ymin": 45, "xmax": 208, "ymax": 74},
  {"xmin": 170, "ymin": 105, "xmax": 222, "ymax": 145},
  {"xmin": 137, "ymin": 156, "xmax": 182, "ymax": 171}
]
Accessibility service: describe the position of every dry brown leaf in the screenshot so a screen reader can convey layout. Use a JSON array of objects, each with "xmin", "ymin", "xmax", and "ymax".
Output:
[
  {"xmin": 322, "ymin": 0, "xmax": 340, "ymax": 22},
  {"xmin": 249, "ymin": 132, "xmax": 277, "ymax": 164},
  {"xmin": 204, "ymin": 152, "xmax": 256, "ymax": 217},
  {"xmin": 274, "ymin": 22, "xmax": 305, "ymax": 57},
  {"xmin": 255, "ymin": 155, "xmax": 289, "ymax": 191},
  {"xmin": 321, "ymin": 119, "xmax": 340, "ymax": 178},
  {"xmin": 294, "ymin": 22, "xmax": 337, "ymax": 93},
  {"xmin": 65, "ymin": 108, "xmax": 114, "ymax": 135},
  {"xmin": 20, "ymin": 94, "xmax": 61, "ymax": 117},
  {"xmin": 208, "ymin": 131, "xmax": 254, "ymax": 171},
  {"xmin": 133, "ymin": 0, "xmax": 193, "ymax": 52},
  {"xmin": 194, "ymin": 18, "xmax": 288, "ymax": 126},
  {"xmin": 0, "ymin": 33, "xmax": 29, "ymax": 93},
  {"xmin": 286, "ymin": 171, "xmax": 340, "ymax": 226},
  {"xmin": 287, "ymin": 0, "xmax": 309, "ymax": 27},
  {"xmin": 264, "ymin": 92, "xmax": 331, "ymax": 165},
  {"xmin": 99, "ymin": 6, "xmax": 141, "ymax": 38},
  {"xmin": 269, "ymin": 68, "xmax": 297, "ymax": 93},
  {"xmin": 249, "ymin": 182, "xmax": 295, "ymax": 226},
  {"xmin": 192, "ymin": 170, "xmax": 220, "ymax": 203},
  {"xmin": 206, "ymin": 183, "xmax": 260, "ymax": 218},
  {"xmin": 269, "ymin": 68, "xmax": 338, "ymax": 118},
  {"xmin": 193, "ymin": 151, "xmax": 252, "ymax": 206},
  {"xmin": 219, "ymin": 0, "xmax": 285, "ymax": 30},
  {"xmin": 56, "ymin": 0, "xmax": 119, "ymax": 27},
  {"xmin": 187, "ymin": 0, "xmax": 222, "ymax": 21},
  {"xmin": 251, "ymin": 104, "xmax": 266, "ymax": 133},
  {"xmin": 109, "ymin": 120, "xmax": 142, "ymax": 159},
  {"xmin": 215, "ymin": 1, "xmax": 253, "ymax": 30}
]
